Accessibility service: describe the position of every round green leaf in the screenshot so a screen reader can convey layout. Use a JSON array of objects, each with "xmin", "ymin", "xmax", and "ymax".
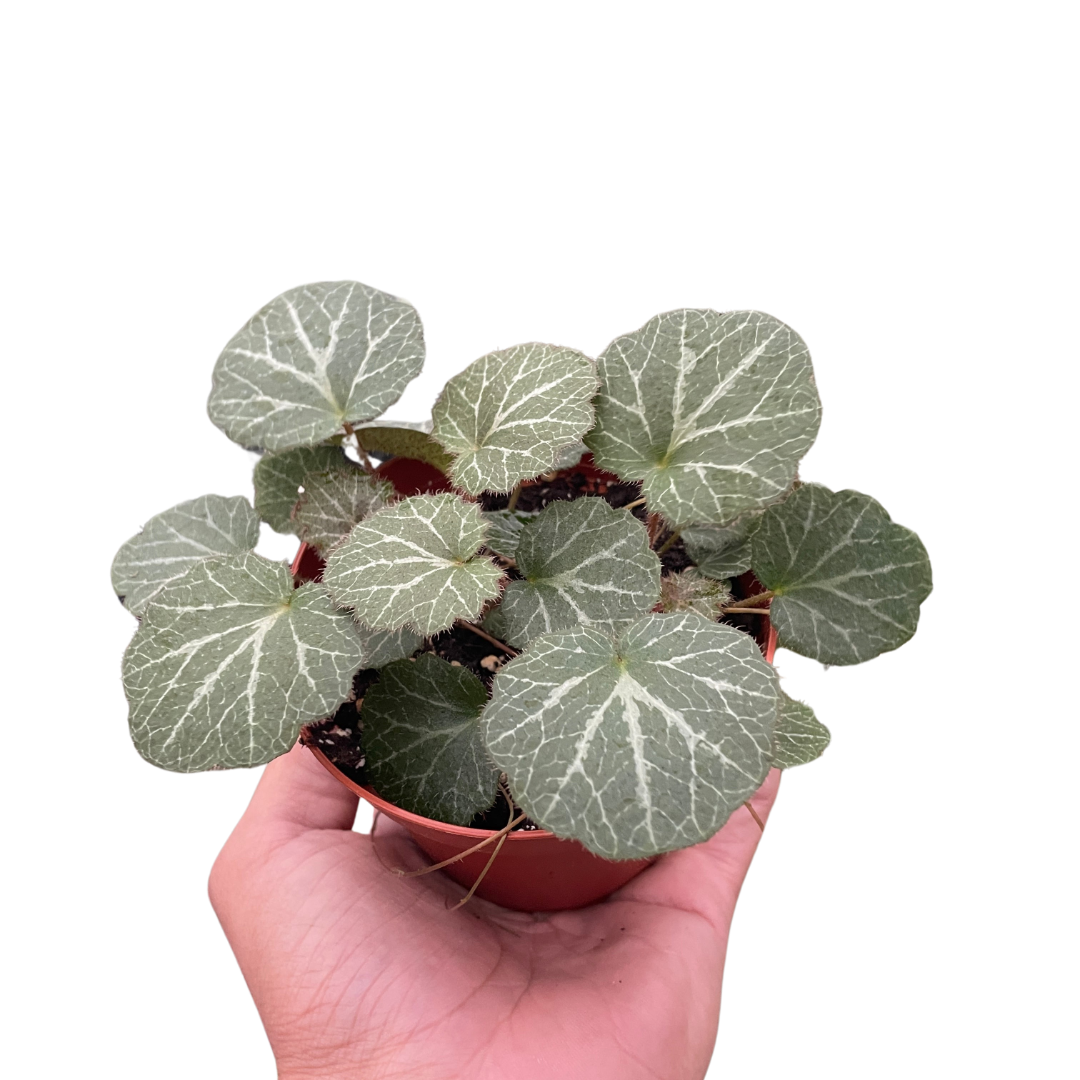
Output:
[
  {"xmin": 111, "ymin": 494, "xmax": 260, "ymax": 616},
  {"xmin": 208, "ymin": 281, "xmax": 425, "ymax": 452},
  {"xmin": 355, "ymin": 423, "xmax": 453, "ymax": 472},
  {"xmin": 752, "ymin": 484, "xmax": 933, "ymax": 665},
  {"xmin": 586, "ymin": 310, "xmax": 821, "ymax": 525},
  {"xmin": 771, "ymin": 690, "xmax": 830, "ymax": 769},
  {"xmin": 483, "ymin": 612, "xmax": 778, "ymax": 859},
  {"xmin": 253, "ymin": 444, "xmax": 350, "ymax": 534},
  {"xmin": 122, "ymin": 553, "xmax": 364, "ymax": 772},
  {"xmin": 322, "ymin": 493, "xmax": 504, "ymax": 636},
  {"xmin": 481, "ymin": 508, "xmax": 539, "ymax": 560},
  {"xmin": 500, "ymin": 498, "xmax": 660, "ymax": 647},
  {"xmin": 361, "ymin": 654, "xmax": 499, "ymax": 825},
  {"xmin": 431, "ymin": 343, "xmax": 599, "ymax": 494},
  {"xmin": 293, "ymin": 467, "xmax": 394, "ymax": 553}
]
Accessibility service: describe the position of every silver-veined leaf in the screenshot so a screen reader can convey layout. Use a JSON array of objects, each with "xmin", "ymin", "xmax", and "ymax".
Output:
[
  {"xmin": 208, "ymin": 281, "xmax": 424, "ymax": 452},
  {"xmin": 752, "ymin": 483, "xmax": 933, "ymax": 665},
  {"xmin": 361, "ymin": 654, "xmax": 499, "ymax": 824},
  {"xmin": 500, "ymin": 498, "xmax": 660, "ymax": 647},
  {"xmin": 355, "ymin": 422, "xmax": 453, "ymax": 472},
  {"xmin": 551, "ymin": 441, "xmax": 587, "ymax": 471},
  {"xmin": 586, "ymin": 310, "xmax": 821, "ymax": 525},
  {"xmin": 682, "ymin": 512, "xmax": 762, "ymax": 579},
  {"xmin": 111, "ymin": 495, "xmax": 260, "ymax": 616},
  {"xmin": 322, "ymin": 493, "xmax": 504, "ymax": 636},
  {"xmin": 483, "ymin": 612, "xmax": 777, "ymax": 859},
  {"xmin": 356, "ymin": 624, "xmax": 423, "ymax": 668},
  {"xmin": 122, "ymin": 553, "xmax": 364, "ymax": 772},
  {"xmin": 431, "ymin": 343, "xmax": 598, "ymax": 494},
  {"xmin": 481, "ymin": 508, "xmax": 539, "ymax": 560},
  {"xmin": 253, "ymin": 444, "xmax": 350, "ymax": 533},
  {"xmin": 771, "ymin": 690, "xmax": 830, "ymax": 768},
  {"xmin": 293, "ymin": 467, "xmax": 394, "ymax": 552}
]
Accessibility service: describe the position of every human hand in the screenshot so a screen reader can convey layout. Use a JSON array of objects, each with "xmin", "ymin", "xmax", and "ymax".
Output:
[{"xmin": 210, "ymin": 743, "xmax": 780, "ymax": 1080}]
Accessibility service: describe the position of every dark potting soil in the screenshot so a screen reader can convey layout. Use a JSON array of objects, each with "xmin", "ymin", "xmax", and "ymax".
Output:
[{"xmin": 302, "ymin": 454, "xmax": 770, "ymax": 831}]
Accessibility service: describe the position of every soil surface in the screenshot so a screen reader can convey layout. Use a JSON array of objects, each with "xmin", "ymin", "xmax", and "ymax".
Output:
[{"xmin": 302, "ymin": 454, "xmax": 771, "ymax": 830}]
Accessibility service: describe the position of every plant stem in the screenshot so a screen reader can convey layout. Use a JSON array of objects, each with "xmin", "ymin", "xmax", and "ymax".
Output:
[
  {"xmin": 721, "ymin": 607, "xmax": 772, "ymax": 615},
  {"xmin": 506, "ymin": 481, "xmax": 522, "ymax": 511},
  {"xmin": 744, "ymin": 801, "xmax": 765, "ymax": 832},
  {"xmin": 622, "ymin": 496, "xmax": 648, "ymax": 511},
  {"xmin": 398, "ymin": 810, "xmax": 527, "ymax": 878},
  {"xmin": 457, "ymin": 620, "xmax": 519, "ymax": 656},
  {"xmin": 728, "ymin": 589, "xmax": 774, "ymax": 610},
  {"xmin": 656, "ymin": 528, "xmax": 683, "ymax": 555},
  {"xmin": 450, "ymin": 828, "xmax": 512, "ymax": 909},
  {"xmin": 342, "ymin": 421, "xmax": 376, "ymax": 474}
]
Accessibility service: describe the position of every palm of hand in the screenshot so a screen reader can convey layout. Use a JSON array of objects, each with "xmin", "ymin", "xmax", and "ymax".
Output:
[{"xmin": 211, "ymin": 745, "xmax": 779, "ymax": 1080}]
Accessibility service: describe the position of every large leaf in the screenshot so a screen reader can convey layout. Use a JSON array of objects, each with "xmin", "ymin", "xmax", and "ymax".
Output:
[
  {"xmin": 682, "ymin": 513, "xmax": 761, "ymax": 579},
  {"xmin": 499, "ymin": 498, "xmax": 660, "ymax": 647},
  {"xmin": 355, "ymin": 422, "xmax": 453, "ymax": 472},
  {"xmin": 122, "ymin": 553, "xmax": 364, "ymax": 772},
  {"xmin": 483, "ymin": 612, "xmax": 778, "ymax": 859},
  {"xmin": 431, "ymin": 343, "xmax": 598, "ymax": 494},
  {"xmin": 322, "ymin": 493, "xmax": 504, "ymax": 636},
  {"xmin": 586, "ymin": 310, "xmax": 821, "ymax": 525},
  {"xmin": 361, "ymin": 654, "xmax": 499, "ymax": 825},
  {"xmin": 208, "ymin": 281, "xmax": 425, "ymax": 452},
  {"xmin": 771, "ymin": 690, "xmax": 830, "ymax": 768},
  {"xmin": 481, "ymin": 508, "xmax": 539, "ymax": 560},
  {"xmin": 111, "ymin": 495, "xmax": 260, "ymax": 616},
  {"xmin": 752, "ymin": 483, "xmax": 933, "ymax": 665},
  {"xmin": 356, "ymin": 624, "xmax": 423, "ymax": 668},
  {"xmin": 293, "ymin": 467, "xmax": 394, "ymax": 552},
  {"xmin": 253, "ymin": 444, "xmax": 350, "ymax": 534}
]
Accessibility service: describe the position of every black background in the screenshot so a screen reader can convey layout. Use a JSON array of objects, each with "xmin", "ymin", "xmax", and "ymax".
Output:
[{"xmin": 103, "ymin": 259, "xmax": 937, "ymax": 1071}]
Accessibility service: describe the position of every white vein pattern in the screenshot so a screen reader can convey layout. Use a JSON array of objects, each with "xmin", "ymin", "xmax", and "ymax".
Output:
[
  {"xmin": 293, "ymin": 467, "xmax": 393, "ymax": 553},
  {"xmin": 482, "ymin": 612, "xmax": 777, "ymax": 859},
  {"xmin": 771, "ymin": 689, "xmax": 831, "ymax": 769},
  {"xmin": 322, "ymin": 493, "xmax": 504, "ymax": 636},
  {"xmin": 208, "ymin": 281, "xmax": 424, "ymax": 452},
  {"xmin": 753, "ymin": 483, "xmax": 933, "ymax": 665},
  {"xmin": 361, "ymin": 654, "xmax": 499, "ymax": 825},
  {"xmin": 682, "ymin": 511, "xmax": 762, "ymax": 580},
  {"xmin": 500, "ymin": 498, "xmax": 661, "ymax": 647},
  {"xmin": 354, "ymin": 624, "xmax": 423, "ymax": 669},
  {"xmin": 111, "ymin": 494, "xmax": 260, "ymax": 616},
  {"xmin": 122, "ymin": 553, "xmax": 364, "ymax": 772},
  {"xmin": 431, "ymin": 343, "xmax": 599, "ymax": 495},
  {"xmin": 253, "ymin": 444, "xmax": 349, "ymax": 534},
  {"xmin": 585, "ymin": 309, "xmax": 821, "ymax": 525},
  {"xmin": 481, "ymin": 508, "xmax": 540, "ymax": 560}
]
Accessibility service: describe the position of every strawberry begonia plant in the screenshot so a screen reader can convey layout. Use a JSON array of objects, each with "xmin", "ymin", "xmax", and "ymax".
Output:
[{"xmin": 113, "ymin": 281, "xmax": 932, "ymax": 860}]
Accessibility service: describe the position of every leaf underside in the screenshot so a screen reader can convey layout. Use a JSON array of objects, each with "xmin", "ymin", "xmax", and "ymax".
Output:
[
  {"xmin": 586, "ymin": 309, "xmax": 821, "ymax": 525},
  {"xmin": 253, "ymin": 444, "xmax": 350, "ymax": 534},
  {"xmin": 682, "ymin": 513, "xmax": 761, "ymax": 580},
  {"xmin": 500, "ymin": 497, "xmax": 661, "ymax": 647},
  {"xmin": 208, "ymin": 281, "xmax": 424, "ymax": 452},
  {"xmin": 122, "ymin": 553, "xmax": 364, "ymax": 772},
  {"xmin": 483, "ymin": 612, "xmax": 778, "ymax": 859},
  {"xmin": 293, "ymin": 467, "xmax": 394, "ymax": 552},
  {"xmin": 361, "ymin": 654, "xmax": 499, "ymax": 825},
  {"xmin": 322, "ymin": 493, "xmax": 504, "ymax": 636},
  {"xmin": 111, "ymin": 494, "xmax": 260, "ymax": 616},
  {"xmin": 355, "ymin": 423, "xmax": 454, "ymax": 472},
  {"xmin": 432, "ymin": 343, "xmax": 599, "ymax": 494},
  {"xmin": 753, "ymin": 483, "xmax": 933, "ymax": 665}
]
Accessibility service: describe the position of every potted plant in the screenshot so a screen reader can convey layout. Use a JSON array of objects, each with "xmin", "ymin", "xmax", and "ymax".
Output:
[{"xmin": 113, "ymin": 280, "xmax": 932, "ymax": 911}]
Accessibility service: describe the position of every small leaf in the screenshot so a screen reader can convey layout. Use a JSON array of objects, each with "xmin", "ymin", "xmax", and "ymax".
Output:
[
  {"xmin": 586, "ymin": 310, "xmax": 821, "ymax": 525},
  {"xmin": 361, "ymin": 654, "xmax": 499, "ymax": 824},
  {"xmin": 659, "ymin": 568, "xmax": 731, "ymax": 617},
  {"xmin": 752, "ymin": 483, "xmax": 933, "ymax": 665},
  {"xmin": 771, "ymin": 690, "xmax": 830, "ymax": 768},
  {"xmin": 111, "ymin": 495, "xmax": 260, "ymax": 616},
  {"xmin": 356, "ymin": 624, "xmax": 423, "ymax": 668},
  {"xmin": 322, "ymin": 493, "xmax": 504, "ymax": 636},
  {"xmin": 481, "ymin": 602, "xmax": 513, "ymax": 644},
  {"xmin": 499, "ymin": 498, "xmax": 660, "ymax": 647},
  {"xmin": 551, "ymin": 441, "xmax": 587, "ymax": 471},
  {"xmin": 253, "ymin": 444, "xmax": 350, "ymax": 534},
  {"xmin": 208, "ymin": 281, "xmax": 425, "ymax": 452},
  {"xmin": 293, "ymin": 467, "xmax": 394, "ymax": 552},
  {"xmin": 481, "ymin": 508, "xmax": 539, "ymax": 559},
  {"xmin": 432, "ymin": 343, "xmax": 599, "ymax": 494},
  {"xmin": 355, "ymin": 423, "xmax": 454, "ymax": 472},
  {"xmin": 682, "ymin": 513, "xmax": 761, "ymax": 579},
  {"xmin": 122, "ymin": 553, "xmax": 364, "ymax": 772},
  {"xmin": 483, "ymin": 612, "xmax": 778, "ymax": 859}
]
